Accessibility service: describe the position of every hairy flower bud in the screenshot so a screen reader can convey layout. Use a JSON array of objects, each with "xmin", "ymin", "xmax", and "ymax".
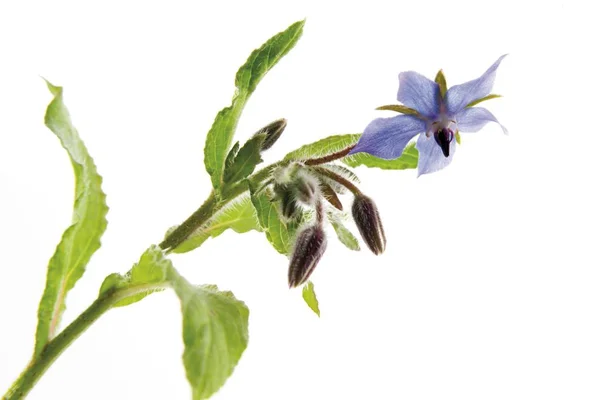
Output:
[
  {"xmin": 276, "ymin": 185, "xmax": 300, "ymax": 221},
  {"xmin": 351, "ymin": 194, "xmax": 386, "ymax": 255},
  {"xmin": 288, "ymin": 225, "xmax": 327, "ymax": 288},
  {"xmin": 293, "ymin": 171, "xmax": 319, "ymax": 205},
  {"xmin": 253, "ymin": 118, "xmax": 287, "ymax": 151}
]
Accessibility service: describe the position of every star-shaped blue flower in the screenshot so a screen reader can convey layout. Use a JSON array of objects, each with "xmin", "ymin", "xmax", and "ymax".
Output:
[{"xmin": 350, "ymin": 55, "xmax": 508, "ymax": 176}]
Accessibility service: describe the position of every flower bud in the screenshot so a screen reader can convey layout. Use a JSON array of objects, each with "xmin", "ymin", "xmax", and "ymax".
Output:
[
  {"xmin": 293, "ymin": 171, "xmax": 319, "ymax": 205},
  {"xmin": 288, "ymin": 225, "xmax": 327, "ymax": 288},
  {"xmin": 351, "ymin": 194, "xmax": 386, "ymax": 255},
  {"xmin": 278, "ymin": 186, "xmax": 301, "ymax": 221},
  {"xmin": 253, "ymin": 118, "xmax": 287, "ymax": 151}
]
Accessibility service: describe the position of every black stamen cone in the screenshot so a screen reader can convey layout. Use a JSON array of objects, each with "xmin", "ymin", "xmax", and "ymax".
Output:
[
  {"xmin": 288, "ymin": 225, "xmax": 327, "ymax": 288},
  {"xmin": 434, "ymin": 128, "xmax": 454, "ymax": 158},
  {"xmin": 352, "ymin": 194, "xmax": 386, "ymax": 255}
]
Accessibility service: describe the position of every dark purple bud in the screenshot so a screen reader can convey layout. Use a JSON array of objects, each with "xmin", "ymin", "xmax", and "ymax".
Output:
[
  {"xmin": 434, "ymin": 128, "xmax": 454, "ymax": 158},
  {"xmin": 288, "ymin": 225, "xmax": 327, "ymax": 288},
  {"xmin": 253, "ymin": 118, "xmax": 287, "ymax": 151},
  {"xmin": 351, "ymin": 194, "xmax": 386, "ymax": 255}
]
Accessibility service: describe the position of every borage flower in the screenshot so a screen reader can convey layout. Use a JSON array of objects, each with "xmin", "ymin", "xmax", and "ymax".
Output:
[{"xmin": 350, "ymin": 55, "xmax": 508, "ymax": 176}]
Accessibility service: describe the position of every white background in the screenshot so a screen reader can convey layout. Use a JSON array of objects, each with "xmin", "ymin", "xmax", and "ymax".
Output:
[{"xmin": 1, "ymin": 0, "xmax": 599, "ymax": 399}]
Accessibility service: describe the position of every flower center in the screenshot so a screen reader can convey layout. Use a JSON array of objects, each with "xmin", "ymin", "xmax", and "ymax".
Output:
[{"xmin": 434, "ymin": 128, "xmax": 454, "ymax": 158}]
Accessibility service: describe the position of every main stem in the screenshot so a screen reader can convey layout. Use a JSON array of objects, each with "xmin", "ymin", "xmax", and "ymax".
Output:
[{"xmin": 2, "ymin": 285, "xmax": 156, "ymax": 400}]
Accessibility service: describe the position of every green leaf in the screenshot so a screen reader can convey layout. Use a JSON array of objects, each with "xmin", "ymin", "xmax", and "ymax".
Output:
[
  {"xmin": 101, "ymin": 246, "xmax": 249, "ymax": 400},
  {"xmin": 98, "ymin": 246, "xmax": 170, "ymax": 307},
  {"xmin": 328, "ymin": 215, "xmax": 360, "ymax": 251},
  {"xmin": 168, "ymin": 269, "xmax": 249, "ymax": 400},
  {"xmin": 435, "ymin": 69, "xmax": 447, "ymax": 98},
  {"xmin": 466, "ymin": 94, "xmax": 502, "ymax": 108},
  {"xmin": 223, "ymin": 142, "xmax": 240, "ymax": 174},
  {"xmin": 204, "ymin": 20, "xmax": 305, "ymax": 189},
  {"xmin": 284, "ymin": 133, "xmax": 418, "ymax": 170},
  {"xmin": 375, "ymin": 104, "xmax": 419, "ymax": 115},
  {"xmin": 171, "ymin": 195, "xmax": 261, "ymax": 254},
  {"xmin": 284, "ymin": 133, "xmax": 360, "ymax": 161},
  {"xmin": 250, "ymin": 190, "xmax": 299, "ymax": 255},
  {"xmin": 302, "ymin": 281, "xmax": 320, "ymax": 317},
  {"xmin": 223, "ymin": 134, "xmax": 265, "ymax": 184},
  {"xmin": 34, "ymin": 81, "xmax": 109, "ymax": 357},
  {"xmin": 343, "ymin": 142, "xmax": 419, "ymax": 170}
]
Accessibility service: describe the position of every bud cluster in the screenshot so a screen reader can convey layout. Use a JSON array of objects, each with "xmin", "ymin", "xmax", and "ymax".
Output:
[{"xmin": 273, "ymin": 160, "xmax": 387, "ymax": 289}]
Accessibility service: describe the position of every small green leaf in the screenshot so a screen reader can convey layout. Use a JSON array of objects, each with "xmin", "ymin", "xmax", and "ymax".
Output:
[
  {"xmin": 34, "ymin": 81, "xmax": 109, "ymax": 356},
  {"xmin": 328, "ymin": 215, "xmax": 360, "ymax": 251},
  {"xmin": 171, "ymin": 195, "xmax": 261, "ymax": 254},
  {"xmin": 204, "ymin": 20, "xmax": 305, "ymax": 189},
  {"xmin": 435, "ymin": 69, "xmax": 447, "ymax": 98},
  {"xmin": 302, "ymin": 281, "xmax": 320, "ymax": 317},
  {"xmin": 223, "ymin": 142, "xmax": 240, "ymax": 174},
  {"xmin": 466, "ymin": 94, "xmax": 502, "ymax": 108},
  {"xmin": 375, "ymin": 104, "xmax": 419, "ymax": 115},
  {"xmin": 343, "ymin": 142, "xmax": 419, "ymax": 170},
  {"xmin": 223, "ymin": 134, "xmax": 265, "ymax": 184},
  {"xmin": 167, "ymin": 269, "xmax": 249, "ymax": 400},
  {"xmin": 99, "ymin": 245, "xmax": 170, "ymax": 307},
  {"xmin": 250, "ymin": 190, "xmax": 299, "ymax": 255}
]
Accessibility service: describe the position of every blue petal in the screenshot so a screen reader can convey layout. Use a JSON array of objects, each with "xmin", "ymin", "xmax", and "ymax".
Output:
[
  {"xmin": 456, "ymin": 107, "xmax": 508, "ymax": 134},
  {"xmin": 445, "ymin": 55, "xmax": 507, "ymax": 116},
  {"xmin": 397, "ymin": 71, "xmax": 441, "ymax": 118},
  {"xmin": 350, "ymin": 115, "xmax": 426, "ymax": 159},
  {"xmin": 416, "ymin": 132, "xmax": 456, "ymax": 176}
]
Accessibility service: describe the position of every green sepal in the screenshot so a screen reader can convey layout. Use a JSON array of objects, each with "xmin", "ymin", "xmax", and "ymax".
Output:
[
  {"xmin": 375, "ymin": 104, "xmax": 419, "ymax": 115},
  {"xmin": 466, "ymin": 94, "xmax": 502, "ymax": 108},
  {"xmin": 435, "ymin": 69, "xmax": 447, "ymax": 98},
  {"xmin": 328, "ymin": 214, "xmax": 360, "ymax": 251}
]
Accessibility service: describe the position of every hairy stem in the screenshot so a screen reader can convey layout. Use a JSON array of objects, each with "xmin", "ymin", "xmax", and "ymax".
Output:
[
  {"xmin": 159, "ymin": 191, "xmax": 219, "ymax": 252},
  {"xmin": 312, "ymin": 166, "xmax": 362, "ymax": 196},
  {"xmin": 303, "ymin": 145, "xmax": 356, "ymax": 166},
  {"xmin": 3, "ymin": 284, "xmax": 165, "ymax": 400}
]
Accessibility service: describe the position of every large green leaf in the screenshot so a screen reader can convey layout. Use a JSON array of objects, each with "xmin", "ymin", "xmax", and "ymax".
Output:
[
  {"xmin": 168, "ymin": 270, "xmax": 249, "ymax": 400},
  {"xmin": 172, "ymin": 195, "xmax": 261, "ymax": 254},
  {"xmin": 284, "ymin": 133, "xmax": 418, "ymax": 170},
  {"xmin": 204, "ymin": 20, "xmax": 304, "ymax": 189},
  {"xmin": 302, "ymin": 281, "xmax": 320, "ymax": 317},
  {"xmin": 250, "ymin": 190, "xmax": 299, "ymax": 255},
  {"xmin": 343, "ymin": 142, "xmax": 418, "ymax": 170},
  {"xmin": 284, "ymin": 133, "xmax": 359, "ymax": 161},
  {"xmin": 100, "ymin": 246, "xmax": 250, "ymax": 400},
  {"xmin": 34, "ymin": 81, "xmax": 109, "ymax": 356}
]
